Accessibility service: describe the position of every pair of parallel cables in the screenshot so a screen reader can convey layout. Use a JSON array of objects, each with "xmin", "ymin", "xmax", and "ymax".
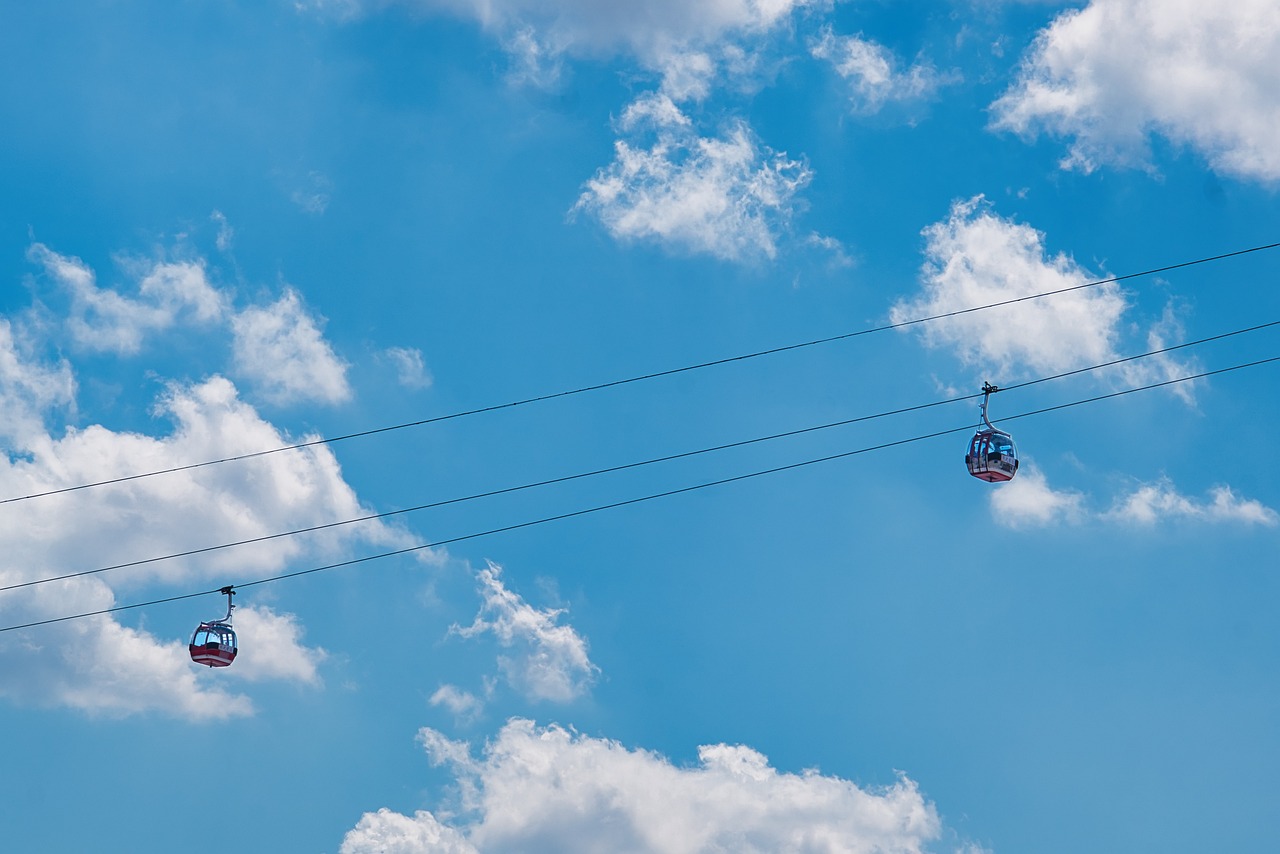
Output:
[{"xmin": 1, "ymin": 241, "xmax": 1278, "ymax": 632}]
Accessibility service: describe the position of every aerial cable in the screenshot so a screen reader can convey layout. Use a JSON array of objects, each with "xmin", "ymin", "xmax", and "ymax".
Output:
[
  {"xmin": 2, "ymin": 240, "xmax": 1277, "ymax": 507},
  {"xmin": 3, "ymin": 319, "xmax": 1275, "ymax": 595},
  {"xmin": 2, "ymin": 354, "xmax": 1275, "ymax": 636}
]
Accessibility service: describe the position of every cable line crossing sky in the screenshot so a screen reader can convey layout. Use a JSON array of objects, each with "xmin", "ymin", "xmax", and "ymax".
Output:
[
  {"xmin": 1, "ymin": 318, "xmax": 1273, "ymax": 595},
  {"xmin": 1, "ymin": 240, "xmax": 1275, "ymax": 508},
  {"xmin": 3, "ymin": 352, "xmax": 1275, "ymax": 635},
  {"xmin": 3, "ymin": 4, "xmax": 1280, "ymax": 852}
]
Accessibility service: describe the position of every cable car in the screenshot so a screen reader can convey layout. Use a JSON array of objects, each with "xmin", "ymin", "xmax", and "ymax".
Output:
[
  {"xmin": 966, "ymin": 382, "xmax": 1019, "ymax": 483},
  {"xmin": 190, "ymin": 586, "xmax": 237, "ymax": 668}
]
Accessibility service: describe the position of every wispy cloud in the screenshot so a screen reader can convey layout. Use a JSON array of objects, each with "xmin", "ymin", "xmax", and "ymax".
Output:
[
  {"xmin": 811, "ymin": 26, "xmax": 954, "ymax": 114},
  {"xmin": 430, "ymin": 683, "xmax": 486, "ymax": 721},
  {"xmin": 290, "ymin": 171, "xmax": 333, "ymax": 214},
  {"xmin": 381, "ymin": 346, "xmax": 433, "ymax": 390},
  {"xmin": 364, "ymin": 0, "xmax": 811, "ymax": 65},
  {"xmin": 450, "ymin": 562, "xmax": 597, "ymax": 704},
  {"xmin": 28, "ymin": 244, "xmax": 225, "ymax": 355},
  {"xmin": 211, "ymin": 210, "xmax": 235, "ymax": 251}
]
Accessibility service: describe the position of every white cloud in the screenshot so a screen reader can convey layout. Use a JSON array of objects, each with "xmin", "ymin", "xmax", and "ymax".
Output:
[
  {"xmin": 574, "ymin": 93, "xmax": 811, "ymax": 262},
  {"xmin": 306, "ymin": 0, "xmax": 811, "ymax": 104},
  {"xmin": 211, "ymin": 210, "xmax": 235, "ymax": 251},
  {"xmin": 231, "ymin": 289, "xmax": 352, "ymax": 406},
  {"xmin": 227, "ymin": 604, "xmax": 326, "ymax": 684},
  {"xmin": 28, "ymin": 244, "xmax": 226, "ymax": 354},
  {"xmin": 502, "ymin": 26, "xmax": 565, "ymax": 88},
  {"xmin": 811, "ymin": 27, "xmax": 951, "ymax": 113},
  {"xmin": 382, "ymin": 346, "xmax": 433, "ymax": 390},
  {"xmin": 343, "ymin": 808, "xmax": 477, "ymax": 854},
  {"xmin": 27, "ymin": 243, "xmax": 357, "ymax": 410},
  {"xmin": 0, "ymin": 318, "xmax": 75, "ymax": 451},
  {"xmin": 0, "ymin": 597, "xmax": 318, "ymax": 721},
  {"xmin": 988, "ymin": 460, "xmax": 1084, "ymax": 528},
  {"xmin": 450, "ymin": 562, "xmax": 597, "ymax": 703},
  {"xmin": 0, "ymin": 574, "xmax": 254, "ymax": 720},
  {"xmin": 892, "ymin": 196, "xmax": 1122, "ymax": 376},
  {"xmin": 1107, "ymin": 480, "xmax": 1278, "ymax": 526},
  {"xmin": 0, "ymin": 376, "xmax": 389, "ymax": 586},
  {"xmin": 0, "ymin": 235, "xmax": 417, "ymax": 718},
  {"xmin": 655, "ymin": 48, "xmax": 717, "ymax": 101},
  {"xmin": 430, "ymin": 683, "xmax": 485, "ymax": 719},
  {"xmin": 891, "ymin": 196, "xmax": 1193, "ymax": 389},
  {"xmin": 409, "ymin": 0, "xmax": 810, "ymax": 63},
  {"xmin": 341, "ymin": 718, "xmax": 943, "ymax": 854},
  {"xmin": 291, "ymin": 171, "xmax": 333, "ymax": 214},
  {"xmin": 990, "ymin": 0, "xmax": 1280, "ymax": 181},
  {"xmin": 805, "ymin": 232, "xmax": 854, "ymax": 268},
  {"xmin": 0, "ymin": 375, "xmax": 410, "ymax": 717},
  {"xmin": 985, "ymin": 465, "xmax": 1276, "ymax": 530},
  {"xmin": 619, "ymin": 90, "xmax": 692, "ymax": 129}
]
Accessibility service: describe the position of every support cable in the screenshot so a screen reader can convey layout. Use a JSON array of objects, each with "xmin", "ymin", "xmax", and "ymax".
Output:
[
  {"xmin": 2, "ymin": 241, "xmax": 1276, "ymax": 507},
  {"xmin": 2, "ymin": 354, "xmax": 1274, "ymax": 635},
  {"xmin": 2, "ymin": 319, "xmax": 1274, "ymax": 594}
]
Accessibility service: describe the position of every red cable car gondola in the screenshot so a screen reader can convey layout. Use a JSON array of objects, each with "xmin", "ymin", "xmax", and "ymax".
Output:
[
  {"xmin": 966, "ymin": 382, "xmax": 1019, "ymax": 483},
  {"xmin": 190, "ymin": 586, "xmax": 237, "ymax": 668}
]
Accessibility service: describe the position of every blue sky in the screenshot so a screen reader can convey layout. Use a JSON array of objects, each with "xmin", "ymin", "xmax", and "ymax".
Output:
[{"xmin": 1, "ymin": 1, "xmax": 1278, "ymax": 851}]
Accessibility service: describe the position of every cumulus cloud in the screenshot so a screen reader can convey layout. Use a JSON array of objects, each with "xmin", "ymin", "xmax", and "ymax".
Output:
[
  {"xmin": 988, "ymin": 460, "xmax": 1085, "ymax": 528},
  {"xmin": 450, "ymin": 562, "xmax": 597, "ymax": 703},
  {"xmin": 985, "ymin": 465, "xmax": 1276, "ymax": 530},
  {"xmin": 0, "ymin": 376, "xmax": 386, "ymax": 585},
  {"xmin": 811, "ymin": 27, "xmax": 952, "ymax": 113},
  {"xmin": 0, "ymin": 590, "xmax": 320, "ymax": 719},
  {"xmin": 341, "ymin": 718, "xmax": 943, "ymax": 854},
  {"xmin": 27, "ymin": 244, "xmax": 226, "ymax": 354},
  {"xmin": 227, "ymin": 605, "xmax": 327, "ymax": 684},
  {"xmin": 891, "ymin": 196, "xmax": 1193, "ymax": 392},
  {"xmin": 382, "ymin": 346, "xmax": 433, "ymax": 390},
  {"xmin": 990, "ymin": 0, "xmax": 1280, "ymax": 181},
  {"xmin": 0, "ymin": 575, "xmax": 254, "ymax": 720},
  {"xmin": 231, "ymin": 289, "xmax": 352, "ymax": 406},
  {"xmin": 0, "ymin": 236, "xmax": 414, "ymax": 718},
  {"xmin": 343, "ymin": 807, "xmax": 476, "ymax": 854},
  {"xmin": 0, "ymin": 374, "xmax": 410, "ymax": 717},
  {"xmin": 573, "ymin": 93, "xmax": 811, "ymax": 262},
  {"xmin": 1107, "ymin": 480, "xmax": 1278, "ymax": 526}
]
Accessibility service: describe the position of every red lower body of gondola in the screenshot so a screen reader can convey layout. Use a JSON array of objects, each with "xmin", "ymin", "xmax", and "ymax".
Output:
[{"xmin": 190, "ymin": 644, "xmax": 237, "ymax": 667}]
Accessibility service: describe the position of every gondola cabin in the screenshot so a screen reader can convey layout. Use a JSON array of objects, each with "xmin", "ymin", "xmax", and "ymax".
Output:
[
  {"xmin": 965, "ymin": 381, "xmax": 1019, "ymax": 483},
  {"xmin": 966, "ymin": 429, "xmax": 1018, "ymax": 482},
  {"xmin": 190, "ymin": 620, "xmax": 237, "ymax": 667},
  {"xmin": 189, "ymin": 586, "xmax": 238, "ymax": 668}
]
